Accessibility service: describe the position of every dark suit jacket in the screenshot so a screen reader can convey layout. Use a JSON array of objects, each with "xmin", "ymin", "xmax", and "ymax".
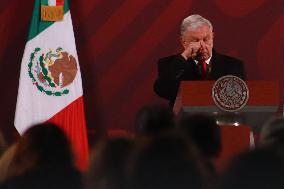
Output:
[{"xmin": 153, "ymin": 50, "xmax": 246, "ymax": 106}]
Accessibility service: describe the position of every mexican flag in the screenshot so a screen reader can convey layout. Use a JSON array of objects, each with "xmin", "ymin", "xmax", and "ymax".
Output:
[{"xmin": 14, "ymin": 0, "xmax": 89, "ymax": 171}]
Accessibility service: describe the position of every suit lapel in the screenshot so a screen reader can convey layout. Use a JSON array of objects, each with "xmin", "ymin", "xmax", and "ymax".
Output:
[
  {"xmin": 187, "ymin": 59, "xmax": 201, "ymax": 80},
  {"xmin": 209, "ymin": 51, "xmax": 225, "ymax": 80}
]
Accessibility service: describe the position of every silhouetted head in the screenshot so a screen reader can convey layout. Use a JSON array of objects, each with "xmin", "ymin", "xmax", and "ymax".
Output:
[
  {"xmin": 134, "ymin": 104, "xmax": 175, "ymax": 137},
  {"xmin": 129, "ymin": 133, "xmax": 204, "ymax": 189},
  {"xmin": 7, "ymin": 123, "xmax": 74, "ymax": 177},
  {"xmin": 178, "ymin": 113, "xmax": 221, "ymax": 159},
  {"xmin": 260, "ymin": 116, "xmax": 284, "ymax": 147},
  {"xmin": 219, "ymin": 148, "xmax": 284, "ymax": 189},
  {"xmin": 86, "ymin": 137, "xmax": 133, "ymax": 189}
]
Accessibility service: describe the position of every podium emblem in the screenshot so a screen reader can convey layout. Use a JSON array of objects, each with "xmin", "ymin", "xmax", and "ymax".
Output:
[{"xmin": 212, "ymin": 75, "xmax": 249, "ymax": 112}]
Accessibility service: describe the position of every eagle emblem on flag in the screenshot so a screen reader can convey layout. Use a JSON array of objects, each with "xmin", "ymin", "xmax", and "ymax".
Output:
[{"xmin": 28, "ymin": 47, "xmax": 77, "ymax": 96}]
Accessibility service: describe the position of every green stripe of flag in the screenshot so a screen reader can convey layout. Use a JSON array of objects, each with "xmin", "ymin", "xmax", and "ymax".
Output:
[
  {"xmin": 27, "ymin": 0, "xmax": 69, "ymax": 41},
  {"xmin": 41, "ymin": 0, "xmax": 49, "ymax": 6}
]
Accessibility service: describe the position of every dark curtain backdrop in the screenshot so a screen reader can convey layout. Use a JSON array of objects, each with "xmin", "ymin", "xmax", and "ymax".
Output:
[{"xmin": 0, "ymin": 0, "xmax": 284, "ymax": 145}]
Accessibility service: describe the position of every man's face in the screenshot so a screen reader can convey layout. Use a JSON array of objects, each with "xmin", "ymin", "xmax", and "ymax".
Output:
[{"xmin": 181, "ymin": 24, "xmax": 214, "ymax": 61}]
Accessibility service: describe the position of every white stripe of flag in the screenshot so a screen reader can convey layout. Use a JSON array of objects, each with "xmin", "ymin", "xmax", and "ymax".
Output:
[{"xmin": 48, "ymin": 0, "xmax": 57, "ymax": 6}]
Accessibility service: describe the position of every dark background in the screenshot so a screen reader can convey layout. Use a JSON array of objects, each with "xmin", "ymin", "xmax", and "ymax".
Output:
[{"xmin": 0, "ymin": 0, "xmax": 283, "ymax": 145}]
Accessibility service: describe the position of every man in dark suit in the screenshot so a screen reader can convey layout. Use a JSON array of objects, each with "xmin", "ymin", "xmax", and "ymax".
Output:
[{"xmin": 154, "ymin": 14, "xmax": 245, "ymax": 107}]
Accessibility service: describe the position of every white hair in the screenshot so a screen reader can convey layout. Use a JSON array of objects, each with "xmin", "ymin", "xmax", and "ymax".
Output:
[{"xmin": 181, "ymin": 14, "xmax": 213, "ymax": 36}]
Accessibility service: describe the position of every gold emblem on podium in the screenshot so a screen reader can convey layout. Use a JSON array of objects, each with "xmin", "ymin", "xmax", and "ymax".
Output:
[{"xmin": 212, "ymin": 75, "xmax": 249, "ymax": 112}]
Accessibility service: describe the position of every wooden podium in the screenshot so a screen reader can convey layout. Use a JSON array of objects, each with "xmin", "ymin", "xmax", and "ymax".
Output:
[
  {"xmin": 173, "ymin": 81, "xmax": 280, "ymax": 170},
  {"xmin": 174, "ymin": 81, "xmax": 280, "ymax": 131}
]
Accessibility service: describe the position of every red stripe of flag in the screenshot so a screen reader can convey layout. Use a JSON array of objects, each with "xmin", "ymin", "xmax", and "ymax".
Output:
[
  {"xmin": 56, "ymin": 0, "xmax": 64, "ymax": 6},
  {"xmin": 48, "ymin": 96, "xmax": 89, "ymax": 171}
]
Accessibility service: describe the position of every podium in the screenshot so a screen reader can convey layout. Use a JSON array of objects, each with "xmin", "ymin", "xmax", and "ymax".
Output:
[
  {"xmin": 173, "ymin": 80, "xmax": 280, "ymax": 170},
  {"xmin": 174, "ymin": 81, "xmax": 280, "ymax": 132}
]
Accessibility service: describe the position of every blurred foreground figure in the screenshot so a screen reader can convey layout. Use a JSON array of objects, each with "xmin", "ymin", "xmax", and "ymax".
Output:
[
  {"xmin": 0, "ymin": 144, "xmax": 17, "ymax": 183},
  {"xmin": 85, "ymin": 137, "xmax": 133, "ymax": 189},
  {"xmin": 219, "ymin": 148, "xmax": 284, "ymax": 189},
  {"xmin": 129, "ymin": 133, "xmax": 205, "ymax": 189},
  {"xmin": 178, "ymin": 114, "xmax": 221, "ymax": 189},
  {"xmin": 0, "ymin": 123, "xmax": 82, "ymax": 189},
  {"xmin": 134, "ymin": 104, "xmax": 175, "ymax": 137},
  {"xmin": 0, "ymin": 131, "xmax": 6, "ymax": 157},
  {"xmin": 259, "ymin": 116, "xmax": 284, "ymax": 148},
  {"xmin": 178, "ymin": 114, "xmax": 221, "ymax": 159}
]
